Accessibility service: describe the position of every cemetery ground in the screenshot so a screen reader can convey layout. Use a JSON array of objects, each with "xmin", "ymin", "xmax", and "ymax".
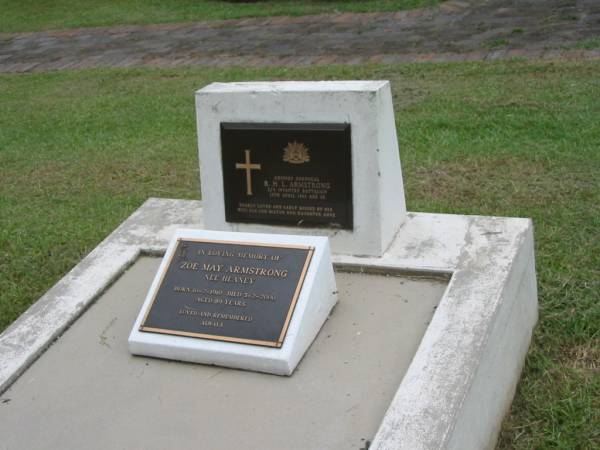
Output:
[{"xmin": 1, "ymin": 60, "xmax": 598, "ymax": 449}]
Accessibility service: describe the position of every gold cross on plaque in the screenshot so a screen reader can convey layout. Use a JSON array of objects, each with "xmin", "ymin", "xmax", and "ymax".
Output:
[{"xmin": 236, "ymin": 149, "xmax": 261, "ymax": 196}]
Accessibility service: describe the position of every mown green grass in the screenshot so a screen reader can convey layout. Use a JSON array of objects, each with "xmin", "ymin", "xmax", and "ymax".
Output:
[
  {"xmin": 1, "ymin": 61, "xmax": 599, "ymax": 448},
  {"xmin": 571, "ymin": 37, "xmax": 600, "ymax": 50},
  {"xmin": 0, "ymin": 0, "xmax": 440, "ymax": 33}
]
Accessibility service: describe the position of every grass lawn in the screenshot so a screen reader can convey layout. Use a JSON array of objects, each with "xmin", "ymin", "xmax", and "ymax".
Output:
[
  {"xmin": 0, "ymin": 0, "xmax": 440, "ymax": 33},
  {"xmin": 1, "ymin": 61, "xmax": 599, "ymax": 448}
]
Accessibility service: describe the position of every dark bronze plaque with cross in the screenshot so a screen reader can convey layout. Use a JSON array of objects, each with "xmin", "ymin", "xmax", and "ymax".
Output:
[{"xmin": 221, "ymin": 123, "xmax": 353, "ymax": 229}]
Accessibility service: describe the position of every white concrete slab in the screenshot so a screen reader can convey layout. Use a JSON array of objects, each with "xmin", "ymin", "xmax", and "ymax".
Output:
[
  {"xmin": 196, "ymin": 81, "xmax": 406, "ymax": 257},
  {"xmin": 128, "ymin": 229, "xmax": 337, "ymax": 376},
  {"xmin": 0, "ymin": 198, "xmax": 538, "ymax": 449},
  {"xmin": 0, "ymin": 257, "xmax": 446, "ymax": 450}
]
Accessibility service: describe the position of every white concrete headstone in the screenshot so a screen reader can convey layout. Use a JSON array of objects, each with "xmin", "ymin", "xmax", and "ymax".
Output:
[
  {"xmin": 128, "ymin": 229, "xmax": 337, "ymax": 376},
  {"xmin": 196, "ymin": 81, "xmax": 406, "ymax": 257}
]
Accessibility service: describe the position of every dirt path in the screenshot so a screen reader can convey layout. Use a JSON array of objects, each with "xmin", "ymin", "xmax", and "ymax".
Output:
[{"xmin": 1, "ymin": 0, "xmax": 599, "ymax": 73}]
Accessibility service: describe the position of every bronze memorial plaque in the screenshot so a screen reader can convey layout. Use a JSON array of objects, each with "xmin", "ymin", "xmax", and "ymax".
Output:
[
  {"xmin": 140, "ymin": 239, "xmax": 314, "ymax": 348},
  {"xmin": 221, "ymin": 123, "xmax": 353, "ymax": 229}
]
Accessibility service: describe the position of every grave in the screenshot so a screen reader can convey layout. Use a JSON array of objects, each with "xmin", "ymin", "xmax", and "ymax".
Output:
[{"xmin": 0, "ymin": 81, "xmax": 537, "ymax": 450}]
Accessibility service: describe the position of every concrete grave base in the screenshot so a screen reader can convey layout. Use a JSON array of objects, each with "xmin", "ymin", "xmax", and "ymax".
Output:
[
  {"xmin": 0, "ymin": 198, "xmax": 537, "ymax": 450},
  {"xmin": 1, "ymin": 257, "xmax": 446, "ymax": 450}
]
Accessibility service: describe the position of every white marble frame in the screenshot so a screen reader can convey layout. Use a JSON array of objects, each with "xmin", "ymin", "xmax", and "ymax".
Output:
[
  {"xmin": 0, "ymin": 198, "xmax": 537, "ymax": 450},
  {"xmin": 196, "ymin": 81, "xmax": 406, "ymax": 257}
]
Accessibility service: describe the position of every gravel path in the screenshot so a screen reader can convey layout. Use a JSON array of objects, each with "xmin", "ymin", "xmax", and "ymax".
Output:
[{"xmin": 1, "ymin": 0, "xmax": 599, "ymax": 73}]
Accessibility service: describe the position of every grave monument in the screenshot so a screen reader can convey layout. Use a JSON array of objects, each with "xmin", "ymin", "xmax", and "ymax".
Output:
[
  {"xmin": 128, "ymin": 229, "xmax": 337, "ymax": 375},
  {"xmin": 197, "ymin": 81, "xmax": 406, "ymax": 256},
  {"xmin": 0, "ymin": 81, "xmax": 538, "ymax": 450}
]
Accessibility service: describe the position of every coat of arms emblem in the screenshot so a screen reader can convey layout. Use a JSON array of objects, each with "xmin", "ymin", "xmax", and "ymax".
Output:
[{"xmin": 282, "ymin": 141, "xmax": 310, "ymax": 164}]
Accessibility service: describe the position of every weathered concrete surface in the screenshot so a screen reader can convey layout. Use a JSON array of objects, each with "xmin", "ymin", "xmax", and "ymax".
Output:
[
  {"xmin": 0, "ymin": 199, "xmax": 538, "ymax": 449},
  {"xmin": 0, "ymin": 257, "xmax": 445, "ymax": 450},
  {"xmin": 369, "ymin": 215, "xmax": 537, "ymax": 450},
  {"xmin": 1, "ymin": 0, "xmax": 599, "ymax": 73}
]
